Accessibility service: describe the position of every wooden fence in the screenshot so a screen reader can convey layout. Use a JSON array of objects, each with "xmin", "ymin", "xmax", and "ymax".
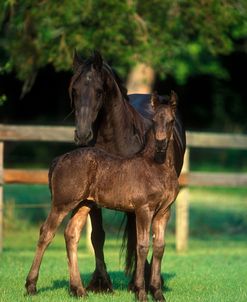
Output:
[{"xmin": 1, "ymin": 124, "xmax": 247, "ymax": 253}]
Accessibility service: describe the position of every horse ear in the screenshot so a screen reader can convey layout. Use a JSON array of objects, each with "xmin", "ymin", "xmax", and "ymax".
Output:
[
  {"xmin": 73, "ymin": 49, "xmax": 83, "ymax": 71},
  {"xmin": 151, "ymin": 91, "xmax": 160, "ymax": 110},
  {"xmin": 92, "ymin": 50, "xmax": 103, "ymax": 71},
  {"xmin": 169, "ymin": 90, "xmax": 177, "ymax": 112}
]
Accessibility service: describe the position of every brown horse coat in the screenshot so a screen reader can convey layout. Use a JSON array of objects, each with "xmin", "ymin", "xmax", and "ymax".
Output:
[{"xmin": 50, "ymin": 131, "xmax": 178, "ymax": 214}]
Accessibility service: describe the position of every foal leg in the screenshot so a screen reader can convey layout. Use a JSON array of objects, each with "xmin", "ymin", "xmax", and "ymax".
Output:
[
  {"xmin": 149, "ymin": 207, "xmax": 171, "ymax": 302},
  {"xmin": 25, "ymin": 207, "xmax": 68, "ymax": 295},
  {"xmin": 134, "ymin": 208, "xmax": 153, "ymax": 302},
  {"xmin": 87, "ymin": 206, "xmax": 113, "ymax": 292},
  {"xmin": 64, "ymin": 203, "xmax": 91, "ymax": 297}
]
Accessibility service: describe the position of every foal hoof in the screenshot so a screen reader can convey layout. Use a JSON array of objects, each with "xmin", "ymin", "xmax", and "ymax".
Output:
[
  {"xmin": 25, "ymin": 283, "xmax": 37, "ymax": 295},
  {"xmin": 136, "ymin": 289, "xmax": 148, "ymax": 302},
  {"xmin": 70, "ymin": 285, "xmax": 87, "ymax": 297},
  {"xmin": 150, "ymin": 288, "xmax": 166, "ymax": 302},
  {"xmin": 87, "ymin": 270, "xmax": 113, "ymax": 293}
]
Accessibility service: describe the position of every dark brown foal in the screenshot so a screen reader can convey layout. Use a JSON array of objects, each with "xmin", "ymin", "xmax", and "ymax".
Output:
[{"xmin": 25, "ymin": 92, "xmax": 179, "ymax": 301}]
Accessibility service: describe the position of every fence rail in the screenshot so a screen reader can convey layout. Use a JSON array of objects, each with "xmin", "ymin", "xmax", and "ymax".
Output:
[
  {"xmin": 1, "ymin": 124, "xmax": 247, "ymax": 252},
  {"xmin": 2, "ymin": 124, "xmax": 247, "ymax": 147}
]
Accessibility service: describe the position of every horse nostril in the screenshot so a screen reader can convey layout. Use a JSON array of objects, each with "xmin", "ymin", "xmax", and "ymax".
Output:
[
  {"xmin": 156, "ymin": 139, "xmax": 168, "ymax": 152},
  {"xmin": 74, "ymin": 129, "xmax": 93, "ymax": 146},
  {"xmin": 86, "ymin": 130, "xmax": 93, "ymax": 142}
]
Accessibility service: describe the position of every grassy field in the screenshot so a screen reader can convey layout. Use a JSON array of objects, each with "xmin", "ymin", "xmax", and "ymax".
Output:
[
  {"xmin": 1, "ymin": 186, "xmax": 247, "ymax": 301},
  {"xmin": 0, "ymin": 230, "xmax": 247, "ymax": 302}
]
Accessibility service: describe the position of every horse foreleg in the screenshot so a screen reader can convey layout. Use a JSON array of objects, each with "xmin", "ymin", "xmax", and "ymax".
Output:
[
  {"xmin": 134, "ymin": 207, "xmax": 153, "ymax": 302},
  {"xmin": 86, "ymin": 206, "xmax": 113, "ymax": 293},
  {"xmin": 25, "ymin": 207, "xmax": 67, "ymax": 295},
  {"xmin": 149, "ymin": 207, "xmax": 171, "ymax": 302},
  {"xmin": 64, "ymin": 203, "xmax": 91, "ymax": 297}
]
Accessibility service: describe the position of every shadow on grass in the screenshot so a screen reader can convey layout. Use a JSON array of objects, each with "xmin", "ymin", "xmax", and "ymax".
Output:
[{"xmin": 38, "ymin": 271, "xmax": 175, "ymax": 294}]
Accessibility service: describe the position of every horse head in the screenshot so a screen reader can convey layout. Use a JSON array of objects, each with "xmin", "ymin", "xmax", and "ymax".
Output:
[
  {"xmin": 69, "ymin": 51, "xmax": 107, "ymax": 146},
  {"xmin": 151, "ymin": 91, "xmax": 177, "ymax": 163}
]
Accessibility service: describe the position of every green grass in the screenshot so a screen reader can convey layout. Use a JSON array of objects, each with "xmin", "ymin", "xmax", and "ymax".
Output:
[
  {"xmin": 0, "ymin": 229, "xmax": 247, "ymax": 302},
  {"xmin": 1, "ymin": 186, "xmax": 247, "ymax": 301}
]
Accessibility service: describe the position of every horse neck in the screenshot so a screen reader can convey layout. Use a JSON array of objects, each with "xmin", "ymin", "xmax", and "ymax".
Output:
[{"xmin": 97, "ymin": 82, "xmax": 149, "ymax": 156}]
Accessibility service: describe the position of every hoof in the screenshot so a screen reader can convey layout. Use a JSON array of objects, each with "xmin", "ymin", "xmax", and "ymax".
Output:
[
  {"xmin": 150, "ymin": 288, "xmax": 166, "ymax": 301},
  {"xmin": 136, "ymin": 289, "xmax": 148, "ymax": 302},
  {"xmin": 70, "ymin": 285, "xmax": 87, "ymax": 297},
  {"xmin": 86, "ymin": 270, "xmax": 113, "ymax": 293},
  {"xmin": 25, "ymin": 283, "xmax": 37, "ymax": 295}
]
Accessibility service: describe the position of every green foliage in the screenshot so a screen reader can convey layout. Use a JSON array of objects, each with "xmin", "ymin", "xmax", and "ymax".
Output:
[{"xmin": 0, "ymin": 0, "xmax": 246, "ymax": 82}]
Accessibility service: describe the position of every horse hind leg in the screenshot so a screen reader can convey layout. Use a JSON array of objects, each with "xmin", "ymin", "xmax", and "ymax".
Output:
[
  {"xmin": 64, "ymin": 202, "xmax": 92, "ymax": 297},
  {"xmin": 25, "ymin": 206, "xmax": 68, "ymax": 295}
]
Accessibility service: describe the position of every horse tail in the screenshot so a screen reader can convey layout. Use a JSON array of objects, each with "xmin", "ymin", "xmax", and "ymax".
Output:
[{"xmin": 122, "ymin": 212, "xmax": 136, "ymax": 275}]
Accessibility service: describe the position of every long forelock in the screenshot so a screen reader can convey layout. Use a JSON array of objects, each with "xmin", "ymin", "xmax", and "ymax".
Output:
[
  {"xmin": 69, "ymin": 58, "xmax": 129, "ymax": 105},
  {"xmin": 69, "ymin": 62, "xmax": 92, "ymax": 105}
]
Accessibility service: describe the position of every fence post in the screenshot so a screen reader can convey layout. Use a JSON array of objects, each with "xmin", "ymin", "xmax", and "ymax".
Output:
[
  {"xmin": 0, "ymin": 142, "xmax": 4, "ymax": 252},
  {"xmin": 176, "ymin": 147, "xmax": 189, "ymax": 252}
]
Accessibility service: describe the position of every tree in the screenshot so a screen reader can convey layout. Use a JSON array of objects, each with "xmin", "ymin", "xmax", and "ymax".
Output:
[{"xmin": 0, "ymin": 0, "xmax": 246, "ymax": 93}]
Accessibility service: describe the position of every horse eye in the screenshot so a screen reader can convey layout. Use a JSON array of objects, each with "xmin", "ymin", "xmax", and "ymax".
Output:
[{"xmin": 96, "ymin": 90, "xmax": 103, "ymax": 97}]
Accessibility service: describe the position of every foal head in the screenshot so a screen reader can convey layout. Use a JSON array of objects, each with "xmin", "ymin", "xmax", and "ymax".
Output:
[
  {"xmin": 151, "ymin": 91, "xmax": 177, "ymax": 164},
  {"xmin": 69, "ymin": 51, "xmax": 127, "ymax": 146}
]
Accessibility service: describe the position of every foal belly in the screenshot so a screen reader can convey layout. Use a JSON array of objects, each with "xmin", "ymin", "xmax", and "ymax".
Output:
[
  {"xmin": 88, "ymin": 186, "xmax": 136, "ymax": 212},
  {"xmin": 87, "ymin": 171, "xmax": 163, "ymax": 212},
  {"xmin": 87, "ymin": 168, "xmax": 148, "ymax": 212}
]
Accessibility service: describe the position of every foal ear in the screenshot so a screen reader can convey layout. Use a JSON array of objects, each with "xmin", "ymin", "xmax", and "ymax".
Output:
[
  {"xmin": 92, "ymin": 50, "xmax": 103, "ymax": 71},
  {"xmin": 151, "ymin": 91, "xmax": 160, "ymax": 110},
  {"xmin": 73, "ymin": 49, "xmax": 83, "ymax": 71},
  {"xmin": 169, "ymin": 90, "xmax": 178, "ymax": 112}
]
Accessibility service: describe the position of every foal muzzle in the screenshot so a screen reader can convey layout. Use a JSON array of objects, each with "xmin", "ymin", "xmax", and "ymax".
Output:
[
  {"xmin": 155, "ymin": 139, "xmax": 168, "ymax": 153},
  {"xmin": 154, "ymin": 139, "xmax": 168, "ymax": 164}
]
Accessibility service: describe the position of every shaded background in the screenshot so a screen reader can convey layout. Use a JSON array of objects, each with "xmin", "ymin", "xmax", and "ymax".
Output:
[{"xmin": 1, "ymin": 1, "xmax": 247, "ymax": 130}]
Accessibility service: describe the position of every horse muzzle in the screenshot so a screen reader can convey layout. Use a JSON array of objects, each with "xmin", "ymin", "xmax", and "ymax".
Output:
[
  {"xmin": 74, "ymin": 129, "xmax": 93, "ymax": 146},
  {"xmin": 155, "ymin": 139, "xmax": 168, "ymax": 153}
]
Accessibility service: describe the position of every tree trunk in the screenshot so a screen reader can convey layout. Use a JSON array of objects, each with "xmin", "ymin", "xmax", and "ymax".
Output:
[{"xmin": 126, "ymin": 63, "xmax": 155, "ymax": 94}]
